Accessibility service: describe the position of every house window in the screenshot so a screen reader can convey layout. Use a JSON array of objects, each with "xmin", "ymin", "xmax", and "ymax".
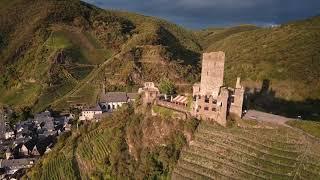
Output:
[
  {"xmin": 212, "ymin": 108, "xmax": 216, "ymax": 111},
  {"xmin": 212, "ymin": 100, "xmax": 217, "ymax": 104},
  {"xmin": 204, "ymin": 107, "xmax": 209, "ymax": 111}
]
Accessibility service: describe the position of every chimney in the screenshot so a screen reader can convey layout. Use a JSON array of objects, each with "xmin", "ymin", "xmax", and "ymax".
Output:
[
  {"xmin": 102, "ymin": 83, "xmax": 106, "ymax": 94},
  {"xmin": 236, "ymin": 77, "xmax": 242, "ymax": 89}
]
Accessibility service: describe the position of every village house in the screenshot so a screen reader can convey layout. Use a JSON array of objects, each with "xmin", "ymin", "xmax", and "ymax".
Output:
[
  {"xmin": 0, "ymin": 109, "xmax": 69, "ymax": 178},
  {"xmin": 34, "ymin": 111, "xmax": 55, "ymax": 132},
  {"xmin": 99, "ymin": 92, "xmax": 139, "ymax": 112},
  {"xmin": 79, "ymin": 105, "xmax": 103, "ymax": 121},
  {"xmin": 0, "ymin": 158, "xmax": 36, "ymax": 175},
  {"xmin": 100, "ymin": 92, "xmax": 129, "ymax": 112},
  {"xmin": 4, "ymin": 126, "xmax": 14, "ymax": 140}
]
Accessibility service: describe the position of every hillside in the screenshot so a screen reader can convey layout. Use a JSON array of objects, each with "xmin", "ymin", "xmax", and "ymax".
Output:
[
  {"xmin": 0, "ymin": 0, "xmax": 201, "ymax": 112},
  {"xmin": 0, "ymin": 0, "xmax": 319, "ymax": 118},
  {"xmin": 24, "ymin": 106, "xmax": 199, "ymax": 179},
  {"xmin": 172, "ymin": 120, "xmax": 320, "ymax": 179},
  {"xmin": 196, "ymin": 18, "xmax": 320, "ymax": 119}
]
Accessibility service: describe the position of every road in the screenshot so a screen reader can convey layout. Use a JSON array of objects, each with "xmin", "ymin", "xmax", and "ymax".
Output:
[{"xmin": 243, "ymin": 110, "xmax": 295, "ymax": 126}]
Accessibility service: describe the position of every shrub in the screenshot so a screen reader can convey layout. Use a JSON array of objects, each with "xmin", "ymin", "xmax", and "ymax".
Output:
[{"xmin": 158, "ymin": 77, "xmax": 176, "ymax": 95}]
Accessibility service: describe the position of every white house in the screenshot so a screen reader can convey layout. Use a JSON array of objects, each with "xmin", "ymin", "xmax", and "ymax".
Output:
[
  {"xmin": 79, "ymin": 105, "xmax": 103, "ymax": 121},
  {"xmin": 100, "ymin": 92, "xmax": 138, "ymax": 112},
  {"xmin": 4, "ymin": 125, "xmax": 14, "ymax": 140}
]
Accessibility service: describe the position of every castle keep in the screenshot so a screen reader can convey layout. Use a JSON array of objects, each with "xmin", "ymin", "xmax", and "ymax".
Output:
[
  {"xmin": 192, "ymin": 51, "xmax": 244, "ymax": 126},
  {"xmin": 140, "ymin": 51, "xmax": 244, "ymax": 126},
  {"xmin": 197, "ymin": 52, "xmax": 225, "ymax": 97}
]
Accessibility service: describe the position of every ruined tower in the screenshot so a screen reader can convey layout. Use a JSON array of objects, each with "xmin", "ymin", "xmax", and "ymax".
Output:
[
  {"xmin": 200, "ymin": 51, "xmax": 225, "ymax": 97},
  {"xmin": 230, "ymin": 77, "xmax": 245, "ymax": 117},
  {"xmin": 192, "ymin": 51, "xmax": 244, "ymax": 126}
]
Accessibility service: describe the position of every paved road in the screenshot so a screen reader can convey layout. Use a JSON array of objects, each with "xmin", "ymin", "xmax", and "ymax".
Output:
[{"xmin": 243, "ymin": 110, "xmax": 294, "ymax": 126}]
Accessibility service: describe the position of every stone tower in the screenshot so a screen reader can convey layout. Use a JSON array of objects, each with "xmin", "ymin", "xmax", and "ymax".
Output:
[
  {"xmin": 230, "ymin": 77, "xmax": 245, "ymax": 117},
  {"xmin": 200, "ymin": 51, "xmax": 225, "ymax": 97}
]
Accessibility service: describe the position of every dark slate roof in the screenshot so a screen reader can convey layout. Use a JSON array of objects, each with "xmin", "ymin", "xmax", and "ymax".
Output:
[
  {"xmin": 34, "ymin": 111, "xmax": 51, "ymax": 119},
  {"xmin": 0, "ymin": 158, "xmax": 37, "ymax": 168},
  {"xmin": 39, "ymin": 131, "xmax": 57, "ymax": 137},
  {"xmin": 83, "ymin": 104, "xmax": 102, "ymax": 112},
  {"xmin": 101, "ymin": 92, "xmax": 128, "ymax": 103},
  {"xmin": 54, "ymin": 116, "xmax": 68, "ymax": 125},
  {"xmin": 36, "ymin": 136, "xmax": 55, "ymax": 155},
  {"xmin": 44, "ymin": 120, "xmax": 54, "ymax": 131},
  {"xmin": 24, "ymin": 139, "xmax": 37, "ymax": 151},
  {"xmin": 13, "ymin": 137, "xmax": 31, "ymax": 146}
]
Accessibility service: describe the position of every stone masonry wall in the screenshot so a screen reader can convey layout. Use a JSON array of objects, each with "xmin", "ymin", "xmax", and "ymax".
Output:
[
  {"xmin": 200, "ymin": 51, "xmax": 225, "ymax": 97},
  {"xmin": 156, "ymin": 100, "xmax": 189, "ymax": 114}
]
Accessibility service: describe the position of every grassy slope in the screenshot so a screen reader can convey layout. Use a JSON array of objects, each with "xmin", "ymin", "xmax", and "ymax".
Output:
[
  {"xmin": 287, "ymin": 120, "xmax": 320, "ymax": 138},
  {"xmin": 195, "ymin": 18, "xmax": 320, "ymax": 119},
  {"xmin": 0, "ymin": 0, "xmax": 201, "ymax": 112},
  {"xmin": 200, "ymin": 17, "xmax": 320, "ymax": 101},
  {"xmin": 172, "ymin": 120, "xmax": 320, "ymax": 179}
]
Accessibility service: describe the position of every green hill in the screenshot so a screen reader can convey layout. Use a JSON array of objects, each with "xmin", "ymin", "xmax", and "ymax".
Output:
[
  {"xmin": 196, "ymin": 18, "xmax": 320, "ymax": 119},
  {"xmin": 201, "ymin": 18, "xmax": 320, "ymax": 101},
  {"xmin": 0, "ymin": 0, "xmax": 319, "ymax": 118},
  {"xmin": 0, "ymin": 0, "xmax": 201, "ymax": 112}
]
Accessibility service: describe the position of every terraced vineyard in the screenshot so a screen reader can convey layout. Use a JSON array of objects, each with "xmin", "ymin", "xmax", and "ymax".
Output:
[{"xmin": 172, "ymin": 121, "xmax": 320, "ymax": 180}]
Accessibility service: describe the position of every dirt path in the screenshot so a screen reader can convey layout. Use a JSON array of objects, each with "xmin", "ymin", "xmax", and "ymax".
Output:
[{"xmin": 243, "ymin": 110, "xmax": 294, "ymax": 127}]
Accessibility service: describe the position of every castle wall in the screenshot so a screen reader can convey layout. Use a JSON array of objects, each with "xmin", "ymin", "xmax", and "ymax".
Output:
[
  {"xmin": 230, "ymin": 89, "xmax": 244, "ymax": 117},
  {"xmin": 192, "ymin": 88, "xmax": 228, "ymax": 126},
  {"xmin": 216, "ymin": 88, "xmax": 228, "ymax": 126},
  {"xmin": 156, "ymin": 100, "xmax": 189, "ymax": 114}
]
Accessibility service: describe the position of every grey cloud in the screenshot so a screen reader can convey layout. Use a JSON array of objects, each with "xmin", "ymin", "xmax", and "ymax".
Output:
[{"xmin": 83, "ymin": 0, "xmax": 320, "ymax": 28}]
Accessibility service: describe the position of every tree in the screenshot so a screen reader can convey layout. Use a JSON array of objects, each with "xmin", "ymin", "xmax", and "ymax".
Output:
[{"xmin": 158, "ymin": 78, "xmax": 176, "ymax": 95}]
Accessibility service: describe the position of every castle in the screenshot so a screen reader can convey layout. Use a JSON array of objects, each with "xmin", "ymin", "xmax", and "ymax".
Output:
[
  {"xmin": 140, "ymin": 51, "xmax": 245, "ymax": 126},
  {"xmin": 192, "ymin": 51, "xmax": 244, "ymax": 126}
]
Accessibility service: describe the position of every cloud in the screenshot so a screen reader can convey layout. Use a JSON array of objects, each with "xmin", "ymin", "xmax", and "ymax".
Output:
[{"xmin": 83, "ymin": 0, "xmax": 320, "ymax": 28}]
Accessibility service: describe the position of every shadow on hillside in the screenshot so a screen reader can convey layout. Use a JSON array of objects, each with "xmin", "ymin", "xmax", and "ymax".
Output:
[
  {"xmin": 245, "ymin": 79, "xmax": 320, "ymax": 121},
  {"xmin": 158, "ymin": 26, "xmax": 201, "ymax": 66}
]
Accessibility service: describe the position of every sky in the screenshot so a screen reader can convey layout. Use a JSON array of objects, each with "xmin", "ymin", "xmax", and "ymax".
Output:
[{"xmin": 83, "ymin": 0, "xmax": 320, "ymax": 29}]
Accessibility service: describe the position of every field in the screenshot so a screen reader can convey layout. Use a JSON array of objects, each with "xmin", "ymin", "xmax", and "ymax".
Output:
[{"xmin": 172, "ymin": 120, "xmax": 320, "ymax": 179}]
